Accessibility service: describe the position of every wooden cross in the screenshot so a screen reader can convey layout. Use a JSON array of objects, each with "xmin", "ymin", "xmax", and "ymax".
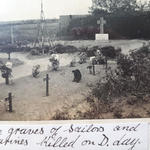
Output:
[
  {"xmin": 92, "ymin": 61, "xmax": 95, "ymax": 75},
  {"xmin": 97, "ymin": 17, "xmax": 106, "ymax": 34},
  {"xmin": 43, "ymin": 74, "xmax": 50, "ymax": 96},
  {"xmin": 5, "ymin": 68, "xmax": 10, "ymax": 85},
  {"xmin": 5, "ymin": 74, "xmax": 9, "ymax": 85},
  {"xmin": 5, "ymin": 93, "xmax": 13, "ymax": 112},
  {"xmin": 8, "ymin": 52, "xmax": 11, "ymax": 60}
]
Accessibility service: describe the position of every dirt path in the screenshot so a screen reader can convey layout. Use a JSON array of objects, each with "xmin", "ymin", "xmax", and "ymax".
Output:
[
  {"xmin": 0, "ymin": 52, "xmax": 76, "ymax": 84},
  {"xmin": 0, "ymin": 40, "xmax": 146, "ymax": 84},
  {"xmin": 0, "ymin": 62, "xmax": 106, "ymax": 120}
]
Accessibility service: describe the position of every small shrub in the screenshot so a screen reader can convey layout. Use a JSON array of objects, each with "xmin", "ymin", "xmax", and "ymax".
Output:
[
  {"xmin": 30, "ymin": 49, "xmax": 40, "ymax": 55},
  {"xmin": 126, "ymin": 96, "xmax": 138, "ymax": 105},
  {"xmin": 143, "ymin": 95, "xmax": 150, "ymax": 103},
  {"xmin": 101, "ymin": 46, "xmax": 121, "ymax": 59},
  {"xmin": 146, "ymin": 110, "xmax": 150, "ymax": 116},
  {"xmin": 113, "ymin": 107, "xmax": 123, "ymax": 118},
  {"xmin": 125, "ymin": 113, "xmax": 142, "ymax": 118},
  {"xmin": 86, "ymin": 46, "xmax": 98, "ymax": 57},
  {"xmin": 51, "ymin": 110, "xmax": 71, "ymax": 120},
  {"xmin": 53, "ymin": 44, "xmax": 78, "ymax": 53},
  {"xmin": 117, "ymin": 54, "xmax": 133, "ymax": 77}
]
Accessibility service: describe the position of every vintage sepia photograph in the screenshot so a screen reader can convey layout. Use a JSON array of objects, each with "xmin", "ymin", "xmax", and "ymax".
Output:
[{"xmin": 0, "ymin": 0, "xmax": 150, "ymax": 121}]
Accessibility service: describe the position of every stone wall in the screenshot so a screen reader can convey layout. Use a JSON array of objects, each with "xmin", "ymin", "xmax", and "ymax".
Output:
[{"xmin": 59, "ymin": 15, "xmax": 89, "ymax": 31}]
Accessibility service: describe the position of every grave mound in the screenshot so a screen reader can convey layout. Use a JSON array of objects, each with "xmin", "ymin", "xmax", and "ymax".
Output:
[
  {"xmin": 53, "ymin": 44, "xmax": 78, "ymax": 53},
  {"xmin": 86, "ymin": 46, "xmax": 121, "ymax": 59}
]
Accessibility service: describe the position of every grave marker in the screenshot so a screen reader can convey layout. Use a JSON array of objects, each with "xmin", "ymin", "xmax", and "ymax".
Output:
[
  {"xmin": 95, "ymin": 17, "xmax": 109, "ymax": 41},
  {"xmin": 92, "ymin": 61, "xmax": 95, "ymax": 75},
  {"xmin": 97, "ymin": 17, "xmax": 106, "ymax": 34},
  {"xmin": 5, "ymin": 92, "xmax": 13, "ymax": 112},
  {"xmin": 43, "ymin": 74, "xmax": 49, "ymax": 96},
  {"xmin": 5, "ymin": 74, "xmax": 9, "ymax": 85}
]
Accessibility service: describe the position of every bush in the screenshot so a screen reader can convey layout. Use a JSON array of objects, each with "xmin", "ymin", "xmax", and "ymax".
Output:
[
  {"xmin": 125, "ymin": 113, "xmax": 142, "ymax": 118},
  {"xmin": 101, "ymin": 46, "xmax": 121, "ymax": 59},
  {"xmin": 30, "ymin": 49, "xmax": 40, "ymax": 55},
  {"xmin": 53, "ymin": 44, "xmax": 78, "ymax": 53},
  {"xmin": 117, "ymin": 54, "xmax": 133, "ymax": 77},
  {"xmin": 92, "ymin": 69, "xmax": 134, "ymax": 102},
  {"xmin": 51, "ymin": 110, "xmax": 71, "ymax": 120},
  {"xmin": 113, "ymin": 107, "xmax": 123, "ymax": 118},
  {"xmin": 92, "ymin": 44, "xmax": 150, "ymax": 102},
  {"xmin": 86, "ymin": 46, "xmax": 98, "ymax": 57},
  {"xmin": 85, "ymin": 46, "xmax": 121, "ymax": 59}
]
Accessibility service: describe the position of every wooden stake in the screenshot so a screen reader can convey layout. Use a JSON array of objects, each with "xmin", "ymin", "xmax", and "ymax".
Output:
[
  {"xmin": 8, "ymin": 93, "xmax": 13, "ymax": 112},
  {"xmin": 43, "ymin": 74, "xmax": 49, "ymax": 96},
  {"xmin": 92, "ymin": 62, "xmax": 95, "ymax": 75}
]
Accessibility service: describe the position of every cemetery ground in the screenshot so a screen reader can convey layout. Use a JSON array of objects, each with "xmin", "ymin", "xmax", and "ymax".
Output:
[{"xmin": 0, "ymin": 39, "xmax": 149, "ymax": 121}]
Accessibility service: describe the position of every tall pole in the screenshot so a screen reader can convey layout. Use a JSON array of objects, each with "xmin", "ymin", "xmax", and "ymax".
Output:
[
  {"xmin": 40, "ymin": 0, "xmax": 45, "ymax": 53},
  {"xmin": 11, "ymin": 24, "xmax": 14, "ymax": 44}
]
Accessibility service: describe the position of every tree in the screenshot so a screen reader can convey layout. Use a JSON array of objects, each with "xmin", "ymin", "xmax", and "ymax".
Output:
[
  {"xmin": 137, "ymin": 0, "xmax": 148, "ymax": 12},
  {"xmin": 89, "ymin": 8, "xmax": 108, "ymax": 16},
  {"xmin": 91, "ymin": 0, "xmax": 138, "ymax": 14}
]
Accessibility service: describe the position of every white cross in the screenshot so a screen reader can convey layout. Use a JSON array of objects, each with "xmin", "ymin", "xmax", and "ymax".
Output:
[{"xmin": 97, "ymin": 17, "xmax": 106, "ymax": 34}]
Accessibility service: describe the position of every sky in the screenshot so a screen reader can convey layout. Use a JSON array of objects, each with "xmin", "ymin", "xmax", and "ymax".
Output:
[{"xmin": 0, "ymin": 0, "xmax": 92, "ymax": 21}]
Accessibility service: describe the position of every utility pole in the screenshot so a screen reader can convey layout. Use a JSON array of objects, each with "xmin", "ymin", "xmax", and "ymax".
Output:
[
  {"xmin": 34, "ymin": 0, "xmax": 54, "ymax": 53},
  {"xmin": 7, "ymin": 24, "xmax": 14, "ymax": 60},
  {"xmin": 34, "ymin": 0, "xmax": 48, "ymax": 54},
  {"xmin": 40, "ymin": 0, "xmax": 45, "ymax": 51}
]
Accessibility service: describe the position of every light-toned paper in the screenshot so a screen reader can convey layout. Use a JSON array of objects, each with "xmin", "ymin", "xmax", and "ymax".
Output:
[{"xmin": 0, "ymin": 122, "xmax": 148, "ymax": 150}]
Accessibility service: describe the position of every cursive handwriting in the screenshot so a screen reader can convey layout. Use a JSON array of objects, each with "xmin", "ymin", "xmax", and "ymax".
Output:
[
  {"xmin": 113, "ymin": 123, "xmax": 141, "ymax": 132},
  {"xmin": 81, "ymin": 134, "xmax": 109, "ymax": 147},
  {"xmin": 113, "ymin": 134, "xmax": 141, "ymax": 150},
  {"xmin": 64, "ymin": 124, "xmax": 104, "ymax": 133},
  {"xmin": 0, "ymin": 123, "xmax": 146, "ymax": 150},
  {"xmin": 37, "ymin": 135, "xmax": 81, "ymax": 148}
]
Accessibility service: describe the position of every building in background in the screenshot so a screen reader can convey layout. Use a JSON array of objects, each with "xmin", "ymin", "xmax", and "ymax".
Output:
[{"xmin": 59, "ymin": 14, "xmax": 89, "ymax": 31}]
